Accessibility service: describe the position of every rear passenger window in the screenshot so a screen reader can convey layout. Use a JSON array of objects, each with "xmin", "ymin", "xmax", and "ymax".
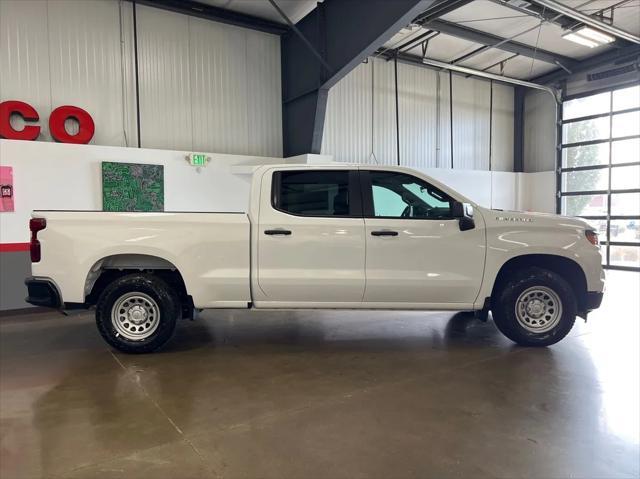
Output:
[{"xmin": 273, "ymin": 171, "xmax": 351, "ymax": 217}]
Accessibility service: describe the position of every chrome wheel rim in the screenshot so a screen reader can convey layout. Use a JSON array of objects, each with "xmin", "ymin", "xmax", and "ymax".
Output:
[
  {"xmin": 515, "ymin": 286, "xmax": 562, "ymax": 333},
  {"xmin": 111, "ymin": 292, "xmax": 160, "ymax": 341}
]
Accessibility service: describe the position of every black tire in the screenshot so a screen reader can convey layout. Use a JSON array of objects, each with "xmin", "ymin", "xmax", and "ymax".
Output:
[
  {"xmin": 96, "ymin": 273, "xmax": 179, "ymax": 353},
  {"xmin": 492, "ymin": 267, "xmax": 577, "ymax": 347}
]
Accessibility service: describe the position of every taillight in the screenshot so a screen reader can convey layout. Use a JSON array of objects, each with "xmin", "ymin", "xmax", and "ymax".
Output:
[
  {"xmin": 585, "ymin": 230, "xmax": 599, "ymax": 247},
  {"xmin": 29, "ymin": 218, "xmax": 46, "ymax": 262}
]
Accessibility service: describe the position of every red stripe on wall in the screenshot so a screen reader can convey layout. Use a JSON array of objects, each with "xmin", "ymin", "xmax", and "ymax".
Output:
[{"xmin": 0, "ymin": 243, "xmax": 30, "ymax": 252}]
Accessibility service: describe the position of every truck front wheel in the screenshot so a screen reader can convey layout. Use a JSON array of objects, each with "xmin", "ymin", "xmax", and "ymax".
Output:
[
  {"xmin": 492, "ymin": 267, "xmax": 577, "ymax": 347},
  {"xmin": 96, "ymin": 273, "xmax": 179, "ymax": 353}
]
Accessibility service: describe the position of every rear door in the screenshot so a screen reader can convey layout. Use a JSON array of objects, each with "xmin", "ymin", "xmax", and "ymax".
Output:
[
  {"xmin": 256, "ymin": 168, "xmax": 366, "ymax": 304},
  {"xmin": 361, "ymin": 169, "xmax": 485, "ymax": 305}
]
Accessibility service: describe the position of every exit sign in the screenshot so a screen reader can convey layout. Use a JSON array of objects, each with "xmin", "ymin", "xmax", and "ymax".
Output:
[{"xmin": 186, "ymin": 153, "xmax": 210, "ymax": 168}]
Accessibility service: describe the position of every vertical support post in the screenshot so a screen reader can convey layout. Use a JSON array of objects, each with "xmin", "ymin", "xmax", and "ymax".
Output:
[
  {"xmin": 513, "ymin": 86, "xmax": 525, "ymax": 173},
  {"xmin": 394, "ymin": 54, "xmax": 400, "ymax": 166},
  {"xmin": 554, "ymin": 84, "xmax": 565, "ymax": 215},
  {"xmin": 132, "ymin": 0, "xmax": 142, "ymax": 148},
  {"xmin": 449, "ymin": 71, "xmax": 454, "ymax": 169},
  {"xmin": 606, "ymin": 87, "xmax": 613, "ymax": 267},
  {"xmin": 489, "ymin": 80, "xmax": 493, "ymax": 171}
]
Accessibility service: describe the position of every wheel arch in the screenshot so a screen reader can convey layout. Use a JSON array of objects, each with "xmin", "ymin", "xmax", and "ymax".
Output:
[
  {"xmin": 490, "ymin": 254, "xmax": 589, "ymax": 313},
  {"xmin": 83, "ymin": 254, "xmax": 190, "ymax": 311}
]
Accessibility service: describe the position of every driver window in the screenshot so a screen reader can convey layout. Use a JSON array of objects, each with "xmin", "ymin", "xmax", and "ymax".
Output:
[{"xmin": 370, "ymin": 171, "xmax": 453, "ymax": 219}]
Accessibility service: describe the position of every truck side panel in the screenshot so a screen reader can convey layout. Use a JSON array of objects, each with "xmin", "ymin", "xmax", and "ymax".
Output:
[{"xmin": 31, "ymin": 212, "xmax": 251, "ymax": 308}]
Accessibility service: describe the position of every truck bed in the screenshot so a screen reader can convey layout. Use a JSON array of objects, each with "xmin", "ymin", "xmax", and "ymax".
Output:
[{"xmin": 31, "ymin": 211, "xmax": 251, "ymax": 308}]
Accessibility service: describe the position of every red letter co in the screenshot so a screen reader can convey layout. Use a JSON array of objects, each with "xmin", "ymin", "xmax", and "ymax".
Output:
[{"xmin": 0, "ymin": 100, "xmax": 95, "ymax": 144}]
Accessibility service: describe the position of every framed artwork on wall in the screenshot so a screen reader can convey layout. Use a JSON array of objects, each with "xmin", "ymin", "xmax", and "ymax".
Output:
[{"xmin": 102, "ymin": 162, "xmax": 164, "ymax": 212}]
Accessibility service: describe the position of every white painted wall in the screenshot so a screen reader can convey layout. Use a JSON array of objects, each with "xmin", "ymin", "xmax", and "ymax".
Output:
[
  {"xmin": 517, "ymin": 170, "xmax": 556, "ymax": 213},
  {"xmin": 322, "ymin": 58, "xmax": 515, "ymax": 172},
  {"xmin": 0, "ymin": 140, "xmax": 285, "ymax": 244},
  {"xmin": 0, "ymin": 139, "xmax": 557, "ymax": 244},
  {"xmin": 0, "ymin": 0, "xmax": 282, "ymax": 157},
  {"xmin": 0, "ymin": 139, "xmax": 555, "ymax": 311},
  {"xmin": 420, "ymin": 168, "xmax": 555, "ymax": 214}
]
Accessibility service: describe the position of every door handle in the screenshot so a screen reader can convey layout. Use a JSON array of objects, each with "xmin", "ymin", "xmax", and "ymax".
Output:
[
  {"xmin": 264, "ymin": 229, "xmax": 292, "ymax": 236},
  {"xmin": 371, "ymin": 230, "xmax": 398, "ymax": 237}
]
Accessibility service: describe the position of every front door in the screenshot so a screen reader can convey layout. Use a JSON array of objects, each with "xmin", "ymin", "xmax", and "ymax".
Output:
[
  {"xmin": 257, "ymin": 168, "xmax": 366, "ymax": 304},
  {"xmin": 361, "ymin": 170, "xmax": 485, "ymax": 305}
]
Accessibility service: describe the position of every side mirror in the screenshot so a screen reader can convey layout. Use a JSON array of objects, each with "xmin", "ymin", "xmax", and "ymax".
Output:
[{"xmin": 452, "ymin": 201, "xmax": 475, "ymax": 231}]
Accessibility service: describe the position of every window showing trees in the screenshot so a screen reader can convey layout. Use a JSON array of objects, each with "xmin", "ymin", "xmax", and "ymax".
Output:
[{"xmin": 560, "ymin": 85, "xmax": 640, "ymax": 271}]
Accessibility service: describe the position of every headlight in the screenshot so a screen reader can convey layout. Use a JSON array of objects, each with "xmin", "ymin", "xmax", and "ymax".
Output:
[{"xmin": 585, "ymin": 230, "xmax": 599, "ymax": 246}]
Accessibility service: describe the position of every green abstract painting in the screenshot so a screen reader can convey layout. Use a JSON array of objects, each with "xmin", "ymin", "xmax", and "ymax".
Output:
[{"xmin": 102, "ymin": 162, "xmax": 164, "ymax": 212}]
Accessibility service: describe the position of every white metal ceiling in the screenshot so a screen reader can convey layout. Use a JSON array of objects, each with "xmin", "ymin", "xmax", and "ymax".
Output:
[
  {"xmin": 383, "ymin": 0, "xmax": 640, "ymax": 78},
  {"xmin": 197, "ymin": 0, "xmax": 639, "ymax": 79}
]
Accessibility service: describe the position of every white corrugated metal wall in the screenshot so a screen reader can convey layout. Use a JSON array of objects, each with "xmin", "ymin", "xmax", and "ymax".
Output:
[
  {"xmin": 0, "ymin": 0, "xmax": 132, "ymax": 146},
  {"xmin": 491, "ymin": 83, "xmax": 515, "ymax": 172},
  {"xmin": 321, "ymin": 61, "xmax": 372, "ymax": 163},
  {"xmin": 398, "ymin": 62, "xmax": 437, "ymax": 169},
  {"xmin": 523, "ymin": 89, "xmax": 556, "ymax": 172},
  {"xmin": 374, "ymin": 59, "xmax": 399, "ymax": 166},
  {"xmin": 0, "ymin": 0, "xmax": 282, "ymax": 157},
  {"xmin": 452, "ymin": 74, "xmax": 490, "ymax": 170},
  {"xmin": 322, "ymin": 58, "xmax": 515, "ymax": 171}
]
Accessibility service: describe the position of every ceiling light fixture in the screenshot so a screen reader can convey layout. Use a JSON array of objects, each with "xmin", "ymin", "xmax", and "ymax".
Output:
[
  {"xmin": 577, "ymin": 26, "xmax": 615, "ymax": 44},
  {"xmin": 563, "ymin": 26, "xmax": 615, "ymax": 48}
]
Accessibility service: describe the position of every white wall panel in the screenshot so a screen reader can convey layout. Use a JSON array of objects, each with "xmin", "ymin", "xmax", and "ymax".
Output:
[
  {"xmin": 322, "ymin": 61, "xmax": 373, "ymax": 163},
  {"xmin": 189, "ymin": 17, "xmax": 247, "ymax": 155},
  {"xmin": 322, "ymin": 61, "xmax": 514, "ymax": 172},
  {"xmin": 47, "ymin": 0, "xmax": 129, "ymax": 147},
  {"xmin": 398, "ymin": 62, "xmax": 438, "ymax": 169},
  {"xmin": 137, "ymin": 6, "xmax": 283, "ymax": 156},
  {"xmin": 137, "ymin": 5, "xmax": 193, "ymax": 151},
  {"xmin": 517, "ymin": 170, "xmax": 556, "ymax": 213},
  {"xmin": 491, "ymin": 82, "xmax": 514, "ymax": 172},
  {"xmin": 1, "ymin": 0, "xmax": 282, "ymax": 155},
  {"xmin": 0, "ymin": 0, "xmax": 133, "ymax": 146},
  {"xmin": 0, "ymin": 0, "xmax": 51, "ymax": 138},
  {"xmin": 452, "ymin": 75, "xmax": 491, "ymax": 170},
  {"xmin": 524, "ymin": 89, "xmax": 557, "ymax": 172},
  {"xmin": 373, "ymin": 58, "xmax": 398, "ymax": 166},
  {"xmin": 437, "ymin": 71, "xmax": 452, "ymax": 168},
  {"xmin": 246, "ymin": 30, "xmax": 282, "ymax": 157},
  {"xmin": 119, "ymin": 1, "xmax": 139, "ymax": 148}
]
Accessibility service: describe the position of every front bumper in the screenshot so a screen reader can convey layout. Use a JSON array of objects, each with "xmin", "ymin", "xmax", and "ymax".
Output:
[
  {"xmin": 25, "ymin": 277, "xmax": 61, "ymax": 308},
  {"xmin": 585, "ymin": 291, "xmax": 604, "ymax": 311}
]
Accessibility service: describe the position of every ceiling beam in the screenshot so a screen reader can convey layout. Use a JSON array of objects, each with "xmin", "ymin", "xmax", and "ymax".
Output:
[
  {"xmin": 487, "ymin": 0, "xmax": 575, "ymax": 29},
  {"xmin": 376, "ymin": 49, "xmax": 559, "ymax": 100},
  {"xmin": 412, "ymin": 0, "xmax": 476, "ymax": 24},
  {"xmin": 532, "ymin": 43, "xmax": 640, "ymax": 85},
  {"xmin": 426, "ymin": 19, "xmax": 578, "ymax": 67},
  {"xmin": 132, "ymin": 0, "xmax": 289, "ymax": 35},
  {"xmin": 530, "ymin": 0, "xmax": 640, "ymax": 44},
  {"xmin": 280, "ymin": 0, "xmax": 438, "ymax": 156}
]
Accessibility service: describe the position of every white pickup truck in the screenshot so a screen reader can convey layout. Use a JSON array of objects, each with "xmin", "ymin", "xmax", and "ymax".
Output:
[{"xmin": 25, "ymin": 164, "xmax": 605, "ymax": 353}]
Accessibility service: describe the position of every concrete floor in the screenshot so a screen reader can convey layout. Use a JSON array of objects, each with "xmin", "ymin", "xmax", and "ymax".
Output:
[{"xmin": 1, "ymin": 271, "xmax": 638, "ymax": 479}]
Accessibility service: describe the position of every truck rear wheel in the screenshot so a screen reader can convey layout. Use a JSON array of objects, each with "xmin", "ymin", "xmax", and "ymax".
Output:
[
  {"xmin": 492, "ymin": 267, "xmax": 577, "ymax": 347},
  {"xmin": 96, "ymin": 273, "xmax": 179, "ymax": 354}
]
